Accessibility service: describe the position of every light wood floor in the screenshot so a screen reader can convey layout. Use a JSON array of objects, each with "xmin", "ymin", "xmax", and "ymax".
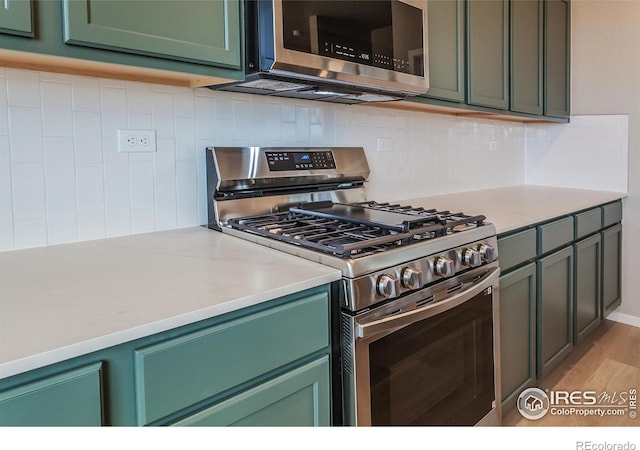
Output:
[{"xmin": 503, "ymin": 320, "xmax": 640, "ymax": 426}]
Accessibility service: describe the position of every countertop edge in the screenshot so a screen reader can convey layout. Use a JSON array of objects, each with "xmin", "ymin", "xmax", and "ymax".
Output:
[
  {"xmin": 496, "ymin": 191, "xmax": 627, "ymax": 235},
  {"xmin": 0, "ymin": 270, "xmax": 340, "ymax": 381},
  {"xmin": 402, "ymin": 185, "xmax": 627, "ymax": 236}
]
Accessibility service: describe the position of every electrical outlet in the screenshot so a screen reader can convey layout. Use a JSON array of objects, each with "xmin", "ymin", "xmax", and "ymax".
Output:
[
  {"xmin": 118, "ymin": 129, "xmax": 157, "ymax": 152},
  {"xmin": 377, "ymin": 137, "xmax": 393, "ymax": 152}
]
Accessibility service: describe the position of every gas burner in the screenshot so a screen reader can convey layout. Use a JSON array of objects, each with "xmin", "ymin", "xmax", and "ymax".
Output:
[{"xmin": 227, "ymin": 201, "xmax": 488, "ymax": 259}]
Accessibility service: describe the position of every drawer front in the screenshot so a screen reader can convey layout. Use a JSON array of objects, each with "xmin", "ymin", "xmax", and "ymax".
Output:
[
  {"xmin": 602, "ymin": 200, "xmax": 623, "ymax": 228},
  {"xmin": 134, "ymin": 291, "xmax": 329, "ymax": 425},
  {"xmin": 498, "ymin": 228, "xmax": 537, "ymax": 272},
  {"xmin": 575, "ymin": 208, "xmax": 601, "ymax": 239},
  {"xmin": 538, "ymin": 216, "xmax": 574, "ymax": 254},
  {"xmin": 172, "ymin": 356, "xmax": 330, "ymax": 427},
  {"xmin": 0, "ymin": 363, "xmax": 103, "ymax": 426}
]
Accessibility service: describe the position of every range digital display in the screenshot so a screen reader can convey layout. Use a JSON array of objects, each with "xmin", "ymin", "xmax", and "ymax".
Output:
[{"xmin": 266, "ymin": 151, "xmax": 336, "ymax": 171}]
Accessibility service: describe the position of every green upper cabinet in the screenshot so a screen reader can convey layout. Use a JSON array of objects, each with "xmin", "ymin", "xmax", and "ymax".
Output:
[
  {"xmin": 424, "ymin": 0, "xmax": 466, "ymax": 102},
  {"xmin": 467, "ymin": 0, "xmax": 509, "ymax": 110},
  {"xmin": 62, "ymin": 0, "xmax": 241, "ymax": 68},
  {"xmin": 0, "ymin": 0, "xmax": 33, "ymax": 37},
  {"xmin": 410, "ymin": 0, "xmax": 570, "ymax": 121},
  {"xmin": 510, "ymin": 0, "xmax": 544, "ymax": 115},
  {"xmin": 0, "ymin": 0, "xmax": 243, "ymax": 86},
  {"xmin": 544, "ymin": 0, "xmax": 570, "ymax": 118}
]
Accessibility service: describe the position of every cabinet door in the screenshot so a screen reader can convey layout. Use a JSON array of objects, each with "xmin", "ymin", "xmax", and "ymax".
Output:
[
  {"xmin": 537, "ymin": 246, "xmax": 573, "ymax": 379},
  {"xmin": 0, "ymin": 0, "xmax": 33, "ymax": 37},
  {"xmin": 62, "ymin": 0, "xmax": 241, "ymax": 68},
  {"xmin": 544, "ymin": 0, "xmax": 570, "ymax": 117},
  {"xmin": 0, "ymin": 363, "xmax": 103, "ymax": 426},
  {"xmin": 602, "ymin": 224, "xmax": 622, "ymax": 317},
  {"xmin": 134, "ymin": 291, "xmax": 329, "ymax": 425},
  {"xmin": 172, "ymin": 356, "xmax": 330, "ymax": 426},
  {"xmin": 499, "ymin": 263, "xmax": 536, "ymax": 413},
  {"xmin": 574, "ymin": 234, "xmax": 601, "ymax": 345},
  {"xmin": 510, "ymin": 0, "xmax": 543, "ymax": 114},
  {"xmin": 425, "ymin": 0, "xmax": 465, "ymax": 102},
  {"xmin": 467, "ymin": 0, "xmax": 509, "ymax": 109}
]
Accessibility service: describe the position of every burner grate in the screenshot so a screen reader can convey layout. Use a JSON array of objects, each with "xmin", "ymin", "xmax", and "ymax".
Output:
[
  {"xmin": 227, "ymin": 202, "xmax": 487, "ymax": 258},
  {"xmin": 229, "ymin": 212, "xmax": 409, "ymax": 257}
]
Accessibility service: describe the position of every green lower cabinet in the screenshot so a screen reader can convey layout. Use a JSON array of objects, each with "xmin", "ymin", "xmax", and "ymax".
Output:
[
  {"xmin": 499, "ymin": 263, "xmax": 536, "ymax": 414},
  {"xmin": 602, "ymin": 224, "xmax": 623, "ymax": 317},
  {"xmin": 574, "ymin": 234, "xmax": 602, "ymax": 344},
  {"xmin": 172, "ymin": 356, "xmax": 330, "ymax": 427},
  {"xmin": 0, "ymin": 362, "xmax": 103, "ymax": 426},
  {"xmin": 133, "ymin": 291, "xmax": 329, "ymax": 425},
  {"xmin": 0, "ymin": 285, "xmax": 332, "ymax": 427},
  {"xmin": 537, "ymin": 246, "xmax": 574, "ymax": 379}
]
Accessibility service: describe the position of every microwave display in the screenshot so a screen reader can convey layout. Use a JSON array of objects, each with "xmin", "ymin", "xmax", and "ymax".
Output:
[{"xmin": 281, "ymin": 0, "xmax": 425, "ymax": 76}]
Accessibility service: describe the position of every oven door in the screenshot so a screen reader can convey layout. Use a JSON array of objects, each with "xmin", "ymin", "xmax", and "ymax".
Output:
[{"xmin": 342, "ymin": 264, "xmax": 501, "ymax": 426}]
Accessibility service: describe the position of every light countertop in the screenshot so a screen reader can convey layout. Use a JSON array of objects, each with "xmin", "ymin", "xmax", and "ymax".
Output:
[
  {"xmin": 0, "ymin": 227, "xmax": 341, "ymax": 380},
  {"xmin": 403, "ymin": 185, "xmax": 626, "ymax": 235},
  {"xmin": 0, "ymin": 185, "xmax": 626, "ymax": 381}
]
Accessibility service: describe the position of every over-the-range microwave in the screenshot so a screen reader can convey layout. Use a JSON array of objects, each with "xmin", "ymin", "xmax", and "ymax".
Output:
[{"xmin": 209, "ymin": 0, "xmax": 429, "ymax": 104}]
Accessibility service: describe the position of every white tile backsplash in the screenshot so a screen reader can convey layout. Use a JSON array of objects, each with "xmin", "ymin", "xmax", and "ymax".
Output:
[
  {"xmin": 0, "ymin": 68, "xmax": 626, "ymax": 251},
  {"xmin": 0, "ymin": 137, "xmax": 11, "ymax": 194},
  {"xmin": 6, "ymin": 70, "xmax": 41, "ymax": 107},
  {"xmin": 525, "ymin": 115, "xmax": 628, "ymax": 192},
  {"xmin": 11, "ymin": 163, "xmax": 45, "ymax": 221},
  {"xmin": 8, "ymin": 106, "xmax": 43, "ymax": 164}
]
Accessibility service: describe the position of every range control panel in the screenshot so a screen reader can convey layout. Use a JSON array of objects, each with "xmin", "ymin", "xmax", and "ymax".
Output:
[{"xmin": 266, "ymin": 151, "xmax": 336, "ymax": 171}]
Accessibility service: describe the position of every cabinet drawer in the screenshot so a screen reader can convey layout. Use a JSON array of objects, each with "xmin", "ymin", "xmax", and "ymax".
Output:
[
  {"xmin": 0, "ymin": 363, "xmax": 103, "ymax": 426},
  {"xmin": 134, "ymin": 291, "xmax": 329, "ymax": 425},
  {"xmin": 602, "ymin": 201, "xmax": 623, "ymax": 228},
  {"xmin": 575, "ymin": 208, "xmax": 601, "ymax": 239},
  {"xmin": 172, "ymin": 356, "xmax": 330, "ymax": 427},
  {"xmin": 538, "ymin": 216, "xmax": 574, "ymax": 254},
  {"xmin": 498, "ymin": 228, "xmax": 537, "ymax": 271}
]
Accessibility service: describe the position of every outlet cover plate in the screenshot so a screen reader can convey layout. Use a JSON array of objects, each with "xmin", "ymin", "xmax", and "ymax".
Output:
[
  {"xmin": 118, "ymin": 129, "xmax": 157, "ymax": 152},
  {"xmin": 377, "ymin": 137, "xmax": 393, "ymax": 152}
]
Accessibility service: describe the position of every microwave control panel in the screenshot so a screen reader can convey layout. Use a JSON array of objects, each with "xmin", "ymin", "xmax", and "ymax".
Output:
[{"xmin": 266, "ymin": 151, "xmax": 336, "ymax": 171}]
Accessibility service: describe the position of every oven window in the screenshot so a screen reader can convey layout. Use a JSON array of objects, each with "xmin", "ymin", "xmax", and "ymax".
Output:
[
  {"xmin": 368, "ymin": 290, "xmax": 494, "ymax": 426},
  {"xmin": 281, "ymin": 0, "xmax": 424, "ymax": 75}
]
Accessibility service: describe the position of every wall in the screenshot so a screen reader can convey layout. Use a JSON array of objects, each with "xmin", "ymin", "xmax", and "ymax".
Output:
[
  {"xmin": 570, "ymin": 0, "xmax": 640, "ymax": 322},
  {"xmin": 0, "ymin": 67, "xmax": 525, "ymax": 252}
]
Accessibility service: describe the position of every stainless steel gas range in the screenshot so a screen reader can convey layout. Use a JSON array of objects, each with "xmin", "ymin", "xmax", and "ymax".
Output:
[{"xmin": 206, "ymin": 146, "xmax": 501, "ymax": 426}]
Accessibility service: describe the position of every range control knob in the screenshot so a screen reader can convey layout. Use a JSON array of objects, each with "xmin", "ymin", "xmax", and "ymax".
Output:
[
  {"xmin": 434, "ymin": 257, "xmax": 455, "ymax": 278},
  {"xmin": 377, "ymin": 274, "xmax": 400, "ymax": 299},
  {"xmin": 479, "ymin": 244, "xmax": 496, "ymax": 263},
  {"xmin": 401, "ymin": 266, "xmax": 423, "ymax": 290},
  {"xmin": 462, "ymin": 248, "xmax": 481, "ymax": 267}
]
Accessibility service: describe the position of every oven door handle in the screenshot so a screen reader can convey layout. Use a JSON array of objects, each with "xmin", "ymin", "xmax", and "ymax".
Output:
[{"xmin": 355, "ymin": 266, "xmax": 499, "ymax": 339}]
